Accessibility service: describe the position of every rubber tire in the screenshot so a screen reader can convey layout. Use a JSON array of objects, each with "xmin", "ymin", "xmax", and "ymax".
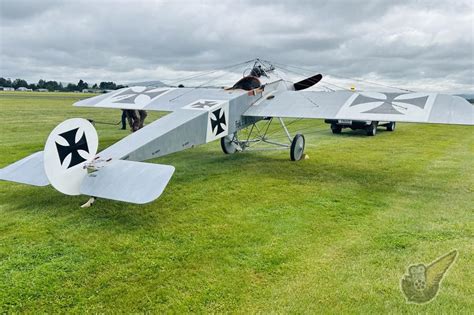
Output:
[
  {"xmin": 386, "ymin": 121, "xmax": 396, "ymax": 132},
  {"xmin": 366, "ymin": 122, "xmax": 378, "ymax": 136},
  {"xmin": 220, "ymin": 134, "xmax": 237, "ymax": 154},
  {"xmin": 331, "ymin": 124, "xmax": 342, "ymax": 134},
  {"xmin": 290, "ymin": 134, "xmax": 305, "ymax": 161}
]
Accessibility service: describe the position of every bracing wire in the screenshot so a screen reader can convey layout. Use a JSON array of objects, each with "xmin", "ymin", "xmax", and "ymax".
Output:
[
  {"xmin": 168, "ymin": 60, "xmax": 256, "ymax": 102},
  {"xmin": 268, "ymin": 60, "xmax": 415, "ymax": 92},
  {"xmin": 163, "ymin": 59, "xmax": 257, "ymax": 87}
]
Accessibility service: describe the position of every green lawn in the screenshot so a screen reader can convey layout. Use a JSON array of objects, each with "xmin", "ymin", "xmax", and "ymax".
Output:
[{"xmin": 0, "ymin": 91, "xmax": 473, "ymax": 313}]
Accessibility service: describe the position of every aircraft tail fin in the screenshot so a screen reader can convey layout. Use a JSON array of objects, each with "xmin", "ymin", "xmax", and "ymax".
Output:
[
  {"xmin": 0, "ymin": 151, "xmax": 50, "ymax": 186},
  {"xmin": 294, "ymin": 74, "xmax": 323, "ymax": 91},
  {"xmin": 80, "ymin": 160, "xmax": 175, "ymax": 204}
]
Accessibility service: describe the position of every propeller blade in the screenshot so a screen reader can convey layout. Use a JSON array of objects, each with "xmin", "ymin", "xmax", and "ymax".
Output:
[{"xmin": 294, "ymin": 74, "xmax": 323, "ymax": 91}]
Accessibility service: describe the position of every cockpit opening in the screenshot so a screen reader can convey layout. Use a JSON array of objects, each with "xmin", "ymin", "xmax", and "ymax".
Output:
[{"xmin": 231, "ymin": 76, "xmax": 261, "ymax": 91}]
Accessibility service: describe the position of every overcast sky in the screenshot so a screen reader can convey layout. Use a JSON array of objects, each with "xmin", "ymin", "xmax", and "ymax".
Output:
[{"xmin": 0, "ymin": 0, "xmax": 473, "ymax": 92}]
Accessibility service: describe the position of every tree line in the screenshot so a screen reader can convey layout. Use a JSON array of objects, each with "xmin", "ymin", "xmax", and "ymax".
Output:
[{"xmin": 0, "ymin": 77, "xmax": 126, "ymax": 91}]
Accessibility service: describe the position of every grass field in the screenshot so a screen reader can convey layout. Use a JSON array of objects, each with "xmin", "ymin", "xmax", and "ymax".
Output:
[{"xmin": 0, "ymin": 91, "xmax": 473, "ymax": 313}]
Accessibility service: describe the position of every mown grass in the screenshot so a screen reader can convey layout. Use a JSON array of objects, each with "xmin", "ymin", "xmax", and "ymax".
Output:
[{"xmin": 0, "ymin": 91, "xmax": 472, "ymax": 313}]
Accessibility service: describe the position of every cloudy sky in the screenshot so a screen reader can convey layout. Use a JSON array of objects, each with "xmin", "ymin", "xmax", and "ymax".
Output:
[{"xmin": 0, "ymin": 0, "xmax": 473, "ymax": 92}]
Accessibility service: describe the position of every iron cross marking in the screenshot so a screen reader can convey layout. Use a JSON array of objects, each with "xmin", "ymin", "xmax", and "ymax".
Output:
[
  {"xmin": 191, "ymin": 100, "xmax": 218, "ymax": 109},
  {"xmin": 112, "ymin": 87, "xmax": 168, "ymax": 104},
  {"xmin": 350, "ymin": 93, "xmax": 429, "ymax": 115},
  {"xmin": 55, "ymin": 128, "xmax": 89, "ymax": 169},
  {"xmin": 210, "ymin": 108, "xmax": 226, "ymax": 136}
]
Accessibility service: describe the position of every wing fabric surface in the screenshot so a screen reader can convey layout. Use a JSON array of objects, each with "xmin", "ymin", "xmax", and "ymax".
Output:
[
  {"xmin": 244, "ymin": 90, "xmax": 473, "ymax": 125},
  {"xmin": 0, "ymin": 151, "xmax": 49, "ymax": 186},
  {"xmin": 74, "ymin": 86, "xmax": 244, "ymax": 112},
  {"xmin": 80, "ymin": 160, "xmax": 174, "ymax": 204}
]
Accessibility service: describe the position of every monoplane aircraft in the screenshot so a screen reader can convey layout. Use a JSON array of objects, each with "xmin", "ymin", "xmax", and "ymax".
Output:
[{"xmin": 1, "ymin": 60, "xmax": 472, "ymax": 205}]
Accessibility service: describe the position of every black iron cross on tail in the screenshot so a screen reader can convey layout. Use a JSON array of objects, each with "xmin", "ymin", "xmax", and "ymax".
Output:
[{"xmin": 55, "ymin": 128, "xmax": 89, "ymax": 169}]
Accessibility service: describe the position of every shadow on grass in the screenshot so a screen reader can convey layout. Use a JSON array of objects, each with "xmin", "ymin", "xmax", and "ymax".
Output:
[
  {"xmin": 1, "ymin": 183, "xmax": 170, "ymax": 232},
  {"xmin": 1, "ymin": 135, "xmax": 433, "ymax": 233}
]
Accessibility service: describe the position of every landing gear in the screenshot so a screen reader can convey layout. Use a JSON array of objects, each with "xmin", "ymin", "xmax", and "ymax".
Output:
[
  {"xmin": 366, "ymin": 121, "xmax": 378, "ymax": 136},
  {"xmin": 386, "ymin": 121, "xmax": 396, "ymax": 131},
  {"xmin": 290, "ymin": 134, "xmax": 305, "ymax": 161},
  {"xmin": 221, "ymin": 118, "xmax": 306, "ymax": 161},
  {"xmin": 220, "ymin": 133, "xmax": 239, "ymax": 154}
]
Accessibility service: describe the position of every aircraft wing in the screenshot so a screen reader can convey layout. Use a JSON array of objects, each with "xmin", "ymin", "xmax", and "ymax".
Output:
[
  {"xmin": 74, "ymin": 86, "xmax": 245, "ymax": 112},
  {"xmin": 243, "ymin": 90, "xmax": 473, "ymax": 125}
]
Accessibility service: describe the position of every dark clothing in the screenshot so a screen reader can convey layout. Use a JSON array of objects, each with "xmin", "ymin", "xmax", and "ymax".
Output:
[
  {"xmin": 121, "ymin": 110, "xmax": 127, "ymax": 129},
  {"xmin": 138, "ymin": 110, "xmax": 147, "ymax": 129},
  {"xmin": 125, "ymin": 109, "xmax": 147, "ymax": 132}
]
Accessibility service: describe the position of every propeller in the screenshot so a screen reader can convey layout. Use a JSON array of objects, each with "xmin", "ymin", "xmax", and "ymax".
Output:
[{"xmin": 294, "ymin": 74, "xmax": 323, "ymax": 91}]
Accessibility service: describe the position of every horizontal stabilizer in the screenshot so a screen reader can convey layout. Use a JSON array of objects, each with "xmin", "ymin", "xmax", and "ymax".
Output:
[
  {"xmin": 0, "ymin": 151, "xmax": 49, "ymax": 186},
  {"xmin": 80, "ymin": 160, "xmax": 175, "ymax": 204}
]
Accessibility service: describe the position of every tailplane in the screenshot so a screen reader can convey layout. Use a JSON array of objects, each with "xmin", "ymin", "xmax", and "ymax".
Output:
[
  {"xmin": 1, "ymin": 118, "xmax": 175, "ymax": 204},
  {"xmin": 0, "ymin": 151, "xmax": 49, "ymax": 186}
]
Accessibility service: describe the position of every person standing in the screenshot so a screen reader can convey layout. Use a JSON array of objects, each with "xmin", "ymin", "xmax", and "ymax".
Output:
[
  {"xmin": 125, "ymin": 110, "xmax": 139, "ymax": 132},
  {"xmin": 120, "ymin": 110, "xmax": 127, "ymax": 130},
  {"xmin": 138, "ymin": 110, "xmax": 148, "ymax": 129}
]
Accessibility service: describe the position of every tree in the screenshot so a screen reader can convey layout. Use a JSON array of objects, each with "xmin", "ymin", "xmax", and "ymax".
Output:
[
  {"xmin": 37, "ymin": 79, "xmax": 46, "ymax": 89},
  {"xmin": 12, "ymin": 79, "xmax": 29, "ymax": 89},
  {"xmin": 0, "ymin": 77, "xmax": 12, "ymax": 87},
  {"xmin": 44, "ymin": 80, "xmax": 60, "ymax": 91},
  {"xmin": 66, "ymin": 83, "xmax": 77, "ymax": 91},
  {"xmin": 77, "ymin": 79, "xmax": 88, "ymax": 91},
  {"xmin": 99, "ymin": 81, "xmax": 117, "ymax": 90}
]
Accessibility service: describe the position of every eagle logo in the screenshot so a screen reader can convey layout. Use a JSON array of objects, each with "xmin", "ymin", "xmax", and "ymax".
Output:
[
  {"xmin": 210, "ymin": 108, "xmax": 227, "ymax": 136},
  {"xmin": 401, "ymin": 250, "xmax": 458, "ymax": 304},
  {"xmin": 55, "ymin": 128, "xmax": 89, "ymax": 169}
]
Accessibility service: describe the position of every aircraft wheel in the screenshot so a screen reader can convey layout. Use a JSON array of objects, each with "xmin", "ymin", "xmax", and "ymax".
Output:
[
  {"xmin": 386, "ymin": 121, "xmax": 396, "ymax": 131},
  {"xmin": 366, "ymin": 121, "xmax": 378, "ymax": 136},
  {"xmin": 290, "ymin": 134, "xmax": 305, "ymax": 161},
  {"xmin": 221, "ymin": 133, "xmax": 238, "ymax": 154},
  {"xmin": 331, "ymin": 124, "xmax": 342, "ymax": 134}
]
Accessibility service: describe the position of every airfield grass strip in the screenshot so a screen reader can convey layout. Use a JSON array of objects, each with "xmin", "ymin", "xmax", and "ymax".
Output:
[{"xmin": 0, "ymin": 92, "xmax": 472, "ymax": 312}]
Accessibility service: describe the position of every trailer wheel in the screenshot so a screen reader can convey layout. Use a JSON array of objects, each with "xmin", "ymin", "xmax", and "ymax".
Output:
[
  {"xmin": 366, "ymin": 121, "xmax": 378, "ymax": 136},
  {"xmin": 331, "ymin": 124, "xmax": 342, "ymax": 134},
  {"xmin": 387, "ymin": 121, "xmax": 396, "ymax": 132}
]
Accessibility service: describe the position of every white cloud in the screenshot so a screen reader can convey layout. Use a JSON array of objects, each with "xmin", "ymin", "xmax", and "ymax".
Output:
[{"xmin": 0, "ymin": 0, "xmax": 472, "ymax": 92}]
